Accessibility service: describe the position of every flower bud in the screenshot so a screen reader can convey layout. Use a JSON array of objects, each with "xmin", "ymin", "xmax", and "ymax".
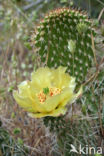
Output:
[{"xmin": 68, "ymin": 40, "xmax": 76, "ymax": 53}]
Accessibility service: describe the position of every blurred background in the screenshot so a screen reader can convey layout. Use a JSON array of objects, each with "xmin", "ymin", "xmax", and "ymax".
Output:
[{"xmin": 0, "ymin": 0, "xmax": 104, "ymax": 156}]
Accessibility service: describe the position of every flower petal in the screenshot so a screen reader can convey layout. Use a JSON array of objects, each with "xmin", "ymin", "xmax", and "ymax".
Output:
[
  {"xmin": 73, "ymin": 85, "xmax": 83, "ymax": 101},
  {"xmin": 18, "ymin": 81, "xmax": 31, "ymax": 97},
  {"xmin": 13, "ymin": 90, "xmax": 37, "ymax": 112},
  {"xmin": 13, "ymin": 91, "xmax": 48, "ymax": 113},
  {"xmin": 28, "ymin": 106, "xmax": 67, "ymax": 118},
  {"xmin": 42, "ymin": 88, "xmax": 74, "ymax": 112},
  {"xmin": 52, "ymin": 66, "xmax": 76, "ymax": 90},
  {"xmin": 31, "ymin": 67, "xmax": 53, "ymax": 89},
  {"xmin": 13, "ymin": 66, "xmax": 83, "ymax": 118}
]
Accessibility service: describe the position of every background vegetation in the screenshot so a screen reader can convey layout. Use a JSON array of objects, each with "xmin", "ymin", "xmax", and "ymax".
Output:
[{"xmin": 0, "ymin": 0, "xmax": 104, "ymax": 156}]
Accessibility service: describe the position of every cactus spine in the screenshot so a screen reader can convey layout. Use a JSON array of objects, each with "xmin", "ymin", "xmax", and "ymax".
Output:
[{"xmin": 32, "ymin": 8, "xmax": 96, "ymax": 85}]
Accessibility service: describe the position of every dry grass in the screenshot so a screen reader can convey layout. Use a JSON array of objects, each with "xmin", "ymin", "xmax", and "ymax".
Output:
[
  {"xmin": 0, "ymin": 42, "xmax": 56, "ymax": 156},
  {"xmin": 0, "ymin": 1, "xmax": 104, "ymax": 155}
]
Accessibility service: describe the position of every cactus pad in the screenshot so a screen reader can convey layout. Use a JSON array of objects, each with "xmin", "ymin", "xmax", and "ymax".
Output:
[{"xmin": 32, "ymin": 8, "xmax": 96, "ymax": 85}]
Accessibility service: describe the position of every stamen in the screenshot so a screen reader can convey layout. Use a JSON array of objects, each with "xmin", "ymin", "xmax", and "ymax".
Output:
[{"xmin": 37, "ymin": 87, "xmax": 61, "ymax": 104}]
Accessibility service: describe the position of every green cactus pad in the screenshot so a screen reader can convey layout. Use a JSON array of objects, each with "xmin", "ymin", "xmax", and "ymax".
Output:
[{"xmin": 32, "ymin": 8, "xmax": 96, "ymax": 85}]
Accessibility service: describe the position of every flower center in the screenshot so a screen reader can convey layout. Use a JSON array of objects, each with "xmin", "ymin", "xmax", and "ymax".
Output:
[{"xmin": 37, "ymin": 87, "xmax": 61, "ymax": 104}]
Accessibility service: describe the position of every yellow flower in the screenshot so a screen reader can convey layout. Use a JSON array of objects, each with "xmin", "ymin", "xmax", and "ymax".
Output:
[{"xmin": 13, "ymin": 66, "xmax": 82, "ymax": 118}]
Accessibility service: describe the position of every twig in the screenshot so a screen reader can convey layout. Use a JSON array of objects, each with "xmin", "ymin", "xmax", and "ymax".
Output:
[
  {"xmin": 9, "ymin": 1, "xmax": 33, "ymax": 25},
  {"xmin": 83, "ymin": 48, "xmax": 104, "ymax": 86},
  {"xmin": 98, "ymin": 97, "xmax": 103, "ymax": 137},
  {"xmin": 82, "ymin": 71, "xmax": 99, "ymax": 86},
  {"xmin": 24, "ymin": 144, "xmax": 41, "ymax": 153},
  {"xmin": 23, "ymin": 0, "xmax": 43, "ymax": 11},
  {"xmin": 91, "ymin": 33, "xmax": 98, "ymax": 69},
  {"xmin": 98, "ymin": 8, "xmax": 104, "ymax": 21},
  {"xmin": 75, "ymin": 115, "xmax": 103, "ymax": 121},
  {"xmin": 0, "ymin": 45, "xmax": 10, "ymax": 80},
  {"xmin": 96, "ymin": 0, "xmax": 104, "ymax": 7}
]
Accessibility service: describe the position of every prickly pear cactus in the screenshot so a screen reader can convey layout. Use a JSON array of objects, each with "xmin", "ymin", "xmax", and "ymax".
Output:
[
  {"xmin": 43, "ymin": 70, "xmax": 104, "ymax": 156},
  {"xmin": 32, "ymin": 8, "xmax": 96, "ymax": 85}
]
